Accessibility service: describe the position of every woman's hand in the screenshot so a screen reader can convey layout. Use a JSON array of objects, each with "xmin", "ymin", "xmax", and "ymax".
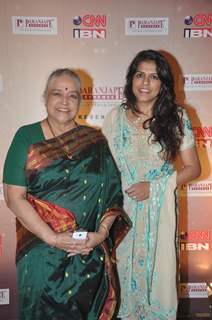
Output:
[
  {"xmin": 125, "ymin": 181, "xmax": 150, "ymax": 201},
  {"xmin": 84, "ymin": 230, "xmax": 106, "ymax": 250},
  {"xmin": 53, "ymin": 231, "xmax": 88, "ymax": 253},
  {"xmin": 67, "ymin": 230, "xmax": 107, "ymax": 256}
]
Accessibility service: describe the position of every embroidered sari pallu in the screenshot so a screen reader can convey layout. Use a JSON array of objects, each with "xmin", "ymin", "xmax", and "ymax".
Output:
[{"xmin": 16, "ymin": 126, "xmax": 130, "ymax": 320}]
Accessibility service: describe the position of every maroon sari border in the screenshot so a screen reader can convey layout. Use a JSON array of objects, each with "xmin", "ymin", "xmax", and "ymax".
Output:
[
  {"xmin": 26, "ymin": 126, "xmax": 105, "ymax": 171},
  {"xmin": 16, "ymin": 195, "xmax": 77, "ymax": 262}
]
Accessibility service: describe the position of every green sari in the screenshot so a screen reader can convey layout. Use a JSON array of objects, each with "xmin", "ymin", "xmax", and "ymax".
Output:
[{"xmin": 8, "ymin": 125, "xmax": 131, "ymax": 320}]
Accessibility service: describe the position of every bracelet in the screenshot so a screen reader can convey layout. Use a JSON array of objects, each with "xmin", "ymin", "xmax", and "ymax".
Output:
[{"xmin": 99, "ymin": 224, "xmax": 109, "ymax": 238}]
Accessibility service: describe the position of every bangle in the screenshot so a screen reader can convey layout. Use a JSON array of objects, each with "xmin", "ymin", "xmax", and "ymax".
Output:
[{"xmin": 99, "ymin": 224, "xmax": 109, "ymax": 238}]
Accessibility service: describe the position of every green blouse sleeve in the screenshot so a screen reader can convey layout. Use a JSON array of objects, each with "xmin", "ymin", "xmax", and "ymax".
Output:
[{"xmin": 3, "ymin": 123, "xmax": 44, "ymax": 186}]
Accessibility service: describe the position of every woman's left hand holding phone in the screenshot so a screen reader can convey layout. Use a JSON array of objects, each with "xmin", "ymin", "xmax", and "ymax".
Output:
[{"xmin": 67, "ymin": 229, "xmax": 107, "ymax": 256}]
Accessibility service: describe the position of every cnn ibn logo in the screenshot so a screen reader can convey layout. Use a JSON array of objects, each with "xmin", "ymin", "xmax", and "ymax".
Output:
[
  {"xmin": 73, "ymin": 15, "xmax": 106, "ymax": 39},
  {"xmin": 180, "ymin": 230, "xmax": 210, "ymax": 251},
  {"xmin": 184, "ymin": 14, "xmax": 212, "ymax": 38}
]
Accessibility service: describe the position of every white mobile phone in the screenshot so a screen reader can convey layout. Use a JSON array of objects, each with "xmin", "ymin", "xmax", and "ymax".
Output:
[{"xmin": 72, "ymin": 231, "xmax": 88, "ymax": 240}]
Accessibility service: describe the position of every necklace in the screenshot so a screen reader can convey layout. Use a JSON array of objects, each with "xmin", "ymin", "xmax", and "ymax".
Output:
[
  {"xmin": 132, "ymin": 114, "xmax": 142, "ymax": 125},
  {"xmin": 131, "ymin": 110, "xmax": 148, "ymax": 125},
  {"xmin": 46, "ymin": 118, "xmax": 76, "ymax": 159}
]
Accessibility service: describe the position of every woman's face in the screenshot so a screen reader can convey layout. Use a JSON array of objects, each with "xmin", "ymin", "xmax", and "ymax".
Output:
[
  {"xmin": 45, "ymin": 75, "xmax": 80, "ymax": 125},
  {"xmin": 132, "ymin": 60, "xmax": 161, "ymax": 109}
]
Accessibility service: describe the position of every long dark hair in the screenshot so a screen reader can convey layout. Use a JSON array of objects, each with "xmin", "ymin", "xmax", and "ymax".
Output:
[{"xmin": 123, "ymin": 49, "xmax": 184, "ymax": 161}]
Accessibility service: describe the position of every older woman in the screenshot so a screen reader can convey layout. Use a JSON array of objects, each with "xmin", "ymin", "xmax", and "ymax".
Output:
[
  {"xmin": 3, "ymin": 68, "xmax": 131, "ymax": 320},
  {"xmin": 103, "ymin": 50, "xmax": 201, "ymax": 319}
]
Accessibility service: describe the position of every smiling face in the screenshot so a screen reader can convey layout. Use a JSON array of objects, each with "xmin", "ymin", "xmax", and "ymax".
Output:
[
  {"xmin": 45, "ymin": 74, "xmax": 81, "ymax": 127},
  {"xmin": 132, "ymin": 60, "xmax": 161, "ymax": 111}
]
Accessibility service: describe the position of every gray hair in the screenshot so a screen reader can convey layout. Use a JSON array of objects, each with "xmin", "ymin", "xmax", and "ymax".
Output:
[{"xmin": 43, "ymin": 68, "xmax": 81, "ymax": 101}]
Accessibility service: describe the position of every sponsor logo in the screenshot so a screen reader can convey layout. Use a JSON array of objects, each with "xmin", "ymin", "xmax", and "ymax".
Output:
[
  {"xmin": 12, "ymin": 16, "xmax": 57, "ymax": 35},
  {"xmin": 184, "ymin": 74, "xmax": 212, "ymax": 91},
  {"xmin": 78, "ymin": 114, "xmax": 105, "ymax": 121},
  {"xmin": 73, "ymin": 15, "xmax": 107, "ymax": 39},
  {"xmin": 184, "ymin": 28, "xmax": 212, "ymax": 38},
  {"xmin": 180, "ymin": 181, "xmax": 212, "ymax": 196},
  {"xmin": 77, "ymin": 85, "xmax": 123, "ymax": 126},
  {"xmin": 196, "ymin": 139, "xmax": 212, "ymax": 148},
  {"xmin": 179, "ymin": 283, "xmax": 208, "ymax": 298},
  {"xmin": 180, "ymin": 230, "xmax": 210, "ymax": 241},
  {"xmin": 184, "ymin": 14, "xmax": 212, "ymax": 38},
  {"xmin": 186, "ymin": 230, "xmax": 210, "ymax": 241},
  {"xmin": 180, "ymin": 243, "xmax": 209, "ymax": 251},
  {"xmin": 180, "ymin": 230, "xmax": 210, "ymax": 251},
  {"xmin": 77, "ymin": 113, "xmax": 106, "ymax": 128},
  {"xmin": 0, "ymin": 289, "xmax": 9, "ymax": 305},
  {"xmin": 193, "ymin": 126, "xmax": 212, "ymax": 149},
  {"xmin": 185, "ymin": 14, "xmax": 212, "ymax": 25},
  {"xmin": 81, "ymin": 86, "xmax": 123, "ymax": 100},
  {"xmin": 125, "ymin": 17, "xmax": 169, "ymax": 36}
]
